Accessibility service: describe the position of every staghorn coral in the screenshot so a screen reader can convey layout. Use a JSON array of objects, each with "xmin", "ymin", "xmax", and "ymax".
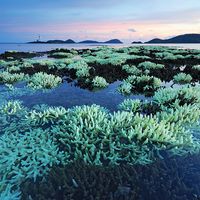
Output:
[
  {"xmin": 192, "ymin": 64, "xmax": 200, "ymax": 71},
  {"xmin": 92, "ymin": 76, "xmax": 109, "ymax": 88},
  {"xmin": 173, "ymin": 73, "xmax": 192, "ymax": 84},
  {"xmin": 0, "ymin": 99, "xmax": 200, "ymax": 198},
  {"xmin": 118, "ymin": 99, "xmax": 142, "ymax": 113},
  {"xmin": 118, "ymin": 75, "xmax": 162, "ymax": 94},
  {"xmin": 68, "ymin": 60, "xmax": 90, "ymax": 78},
  {"xmin": 26, "ymin": 106, "xmax": 68, "ymax": 125},
  {"xmin": 52, "ymin": 105, "xmax": 152, "ymax": 166},
  {"xmin": 50, "ymin": 52, "xmax": 74, "ymax": 59},
  {"xmin": 0, "ymin": 184, "xmax": 21, "ymax": 200},
  {"xmin": 138, "ymin": 61, "xmax": 164, "ymax": 70},
  {"xmin": 0, "ymin": 45, "xmax": 200, "ymax": 199},
  {"xmin": 0, "ymin": 100, "xmax": 23, "ymax": 115},
  {"xmin": 28, "ymin": 72, "xmax": 62, "ymax": 89},
  {"xmin": 110, "ymin": 111, "xmax": 191, "ymax": 146},
  {"xmin": 153, "ymin": 86, "xmax": 200, "ymax": 109},
  {"xmin": 122, "ymin": 64, "xmax": 142, "ymax": 75},
  {"xmin": 0, "ymin": 71, "xmax": 25, "ymax": 84},
  {"xmin": 157, "ymin": 104, "xmax": 200, "ymax": 126},
  {"xmin": 51, "ymin": 104, "xmax": 198, "ymax": 166},
  {"xmin": 0, "ymin": 128, "xmax": 66, "ymax": 192},
  {"xmin": 117, "ymin": 81, "xmax": 132, "ymax": 95}
]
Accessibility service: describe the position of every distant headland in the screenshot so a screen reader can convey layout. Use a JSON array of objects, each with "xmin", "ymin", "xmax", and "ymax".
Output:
[{"xmin": 145, "ymin": 34, "xmax": 200, "ymax": 44}]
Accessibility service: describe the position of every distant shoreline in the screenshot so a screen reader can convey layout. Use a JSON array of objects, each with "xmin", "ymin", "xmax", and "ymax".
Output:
[{"xmin": 1, "ymin": 34, "xmax": 200, "ymax": 44}]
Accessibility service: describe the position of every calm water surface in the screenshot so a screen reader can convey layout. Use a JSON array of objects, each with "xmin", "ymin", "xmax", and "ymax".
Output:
[
  {"xmin": 0, "ymin": 81, "xmax": 149, "ymax": 111},
  {"xmin": 0, "ymin": 43, "xmax": 200, "ymax": 53}
]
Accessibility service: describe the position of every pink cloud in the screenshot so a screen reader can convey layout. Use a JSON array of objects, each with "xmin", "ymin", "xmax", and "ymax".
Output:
[{"xmin": 5, "ymin": 19, "xmax": 200, "ymax": 42}]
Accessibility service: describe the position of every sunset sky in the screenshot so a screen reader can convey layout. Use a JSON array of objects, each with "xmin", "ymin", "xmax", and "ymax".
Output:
[{"xmin": 0, "ymin": 0, "xmax": 200, "ymax": 42}]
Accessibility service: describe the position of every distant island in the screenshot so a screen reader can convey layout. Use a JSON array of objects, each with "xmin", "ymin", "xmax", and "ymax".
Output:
[
  {"xmin": 28, "ymin": 34, "xmax": 200, "ymax": 44},
  {"xmin": 29, "ymin": 39, "xmax": 123, "ymax": 44},
  {"xmin": 29, "ymin": 39, "xmax": 76, "ymax": 44},
  {"xmin": 132, "ymin": 41, "xmax": 142, "ymax": 44},
  {"xmin": 146, "ymin": 34, "xmax": 200, "ymax": 43},
  {"xmin": 79, "ymin": 40, "xmax": 100, "ymax": 44},
  {"xmin": 104, "ymin": 39, "xmax": 123, "ymax": 44}
]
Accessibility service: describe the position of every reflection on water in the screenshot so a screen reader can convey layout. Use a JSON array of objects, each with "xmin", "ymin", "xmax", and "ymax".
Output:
[
  {"xmin": 1, "ymin": 43, "xmax": 200, "ymax": 54},
  {"xmin": 8, "ymin": 81, "xmax": 149, "ymax": 111}
]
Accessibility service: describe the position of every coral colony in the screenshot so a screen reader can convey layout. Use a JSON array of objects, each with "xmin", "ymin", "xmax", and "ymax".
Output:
[{"xmin": 0, "ymin": 45, "xmax": 200, "ymax": 199}]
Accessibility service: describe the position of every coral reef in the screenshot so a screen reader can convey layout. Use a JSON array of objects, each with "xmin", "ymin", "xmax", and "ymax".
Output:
[{"xmin": 0, "ymin": 45, "xmax": 200, "ymax": 199}]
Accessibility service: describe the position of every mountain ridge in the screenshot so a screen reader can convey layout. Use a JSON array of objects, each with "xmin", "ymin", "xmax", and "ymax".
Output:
[
  {"xmin": 29, "ymin": 39, "xmax": 123, "ymax": 44},
  {"xmin": 146, "ymin": 34, "xmax": 200, "ymax": 43}
]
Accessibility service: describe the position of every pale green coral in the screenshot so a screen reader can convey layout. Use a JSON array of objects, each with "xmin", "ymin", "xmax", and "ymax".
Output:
[
  {"xmin": 26, "ymin": 106, "xmax": 67, "ymax": 125},
  {"xmin": 192, "ymin": 65, "xmax": 200, "ymax": 71},
  {"xmin": 52, "ymin": 105, "xmax": 152, "ymax": 165},
  {"xmin": 28, "ymin": 72, "xmax": 62, "ymax": 89},
  {"xmin": 51, "ymin": 104, "xmax": 199, "ymax": 166},
  {"xmin": 0, "ymin": 100, "xmax": 23, "ymax": 115},
  {"xmin": 122, "ymin": 64, "xmax": 142, "ymax": 75},
  {"xmin": 0, "ymin": 128, "xmax": 65, "ymax": 188},
  {"xmin": 118, "ymin": 99, "xmax": 142, "ymax": 113},
  {"xmin": 125, "ymin": 75, "xmax": 162, "ymax": 92},
  {"xmin": 92, "ymin": 76, "xmax": 109, "ymax": 88},
  {"xmin": 153, "ymin": 86, "xmax": 200, "ymax": 109},
  {"xmin": 0, "ymin": 71, "xmax": 25, "ymax": 84},
  {"xmin": 173, "ymin": 73, "xmax": 192, "ymax": 84},
  {"xmin": 118, "ymin": 81, "xmax": 132, "ymax": 95},
  {"xmin": 138, "ymin": 61, "xmax": 164, "ymax": 70},
  {"xmin": 157, "ymin": 104, "xmax": 200, "ymax": 126},
  {"xmin": 51, "ymin": 52, "xmax": 73, "ymax": 58},
  {"xmin": 68, "ymin": 60, "xmax": 90, "ymax": 78}
]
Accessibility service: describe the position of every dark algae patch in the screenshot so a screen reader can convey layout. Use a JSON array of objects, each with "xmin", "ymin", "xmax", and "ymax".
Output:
[{"xmin": 0, "ymin": 45, "xmax": 200, "ymax": 199}]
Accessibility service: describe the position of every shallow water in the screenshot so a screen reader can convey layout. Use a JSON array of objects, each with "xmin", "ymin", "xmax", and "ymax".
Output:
[{"xmin": 0, "ymin": 81, "xmax": 149, "ymax": 111}]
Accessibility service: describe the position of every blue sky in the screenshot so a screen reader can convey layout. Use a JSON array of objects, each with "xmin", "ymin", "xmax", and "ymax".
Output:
[{"xmin": 0, "ymin": 0, "xmax": 200, "ymax": 42}]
